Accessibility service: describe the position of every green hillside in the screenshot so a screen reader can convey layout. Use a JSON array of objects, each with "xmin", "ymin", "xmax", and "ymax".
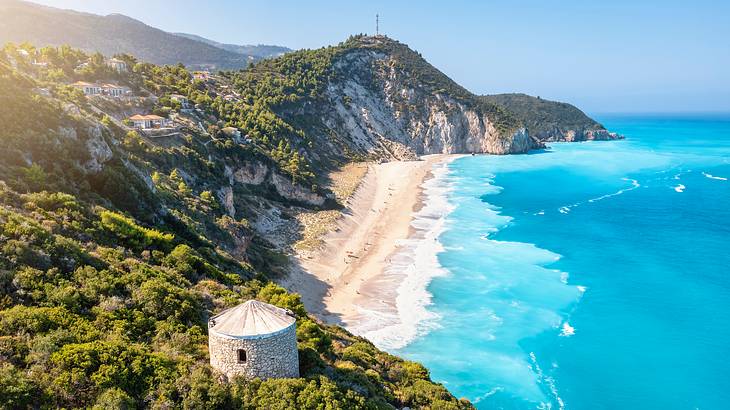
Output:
[
  {"xmin": 480, "ymin": 93, "xmax": 619, "ymax": 140},
  {"xmin": 0, "ymin": 44, "xmax": 472, "ymax": 409}
]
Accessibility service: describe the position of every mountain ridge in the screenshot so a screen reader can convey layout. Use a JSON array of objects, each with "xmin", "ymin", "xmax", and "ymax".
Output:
[
  {"xmin": 0, "ymin": 0, "xmax": 289, "ymax": 69},
  {"xmin": 174, "ymin": 32, "xmax": 291, "ymax": 59}
]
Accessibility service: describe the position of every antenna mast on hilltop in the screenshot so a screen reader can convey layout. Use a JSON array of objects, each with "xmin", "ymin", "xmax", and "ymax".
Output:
[{"xmin": 376, "ymin": 14, "xmax": 379, "ymax": 36}]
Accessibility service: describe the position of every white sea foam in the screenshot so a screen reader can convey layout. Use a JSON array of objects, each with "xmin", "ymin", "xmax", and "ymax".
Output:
[
  {"xmin": 473, "ymin": 387, "xmax": 504, "ymax": 404},
  {"xmin": 559, "ymin": 322, "xmax": 575, "ymax": 337},
  {"xmin": 558, "ymin": 177, "xmax": 641, "ymax": 215},
  {"xmin": 587, "ymin": 178, "xmax": 640, "ymax": 203},
  {"xmin": 576, "ymin": 285, "xmax": 587, "ymax": 293},
  {"xmin": 559, "ymin": 271, "xmax": 569, "ymax": 284},
  {"xmin": 674, "ymin": 184, "xmax": 686, "ymax": 193},
  {"xmin": 703, "ymin": 172, "xmax": 727, "ymax": 181},
  {"xmin": 530, "ymin": 352, "xmax": 566, "ymax": 410},
  {"xmin": 350, "ymin": 161, "xmax": 456, "ymax": 350}
]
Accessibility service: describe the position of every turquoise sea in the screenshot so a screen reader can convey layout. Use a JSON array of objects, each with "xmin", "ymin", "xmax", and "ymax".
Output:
[{"xmin": 388, "ymin": 115, "xmax": 730, "ymax": 409}]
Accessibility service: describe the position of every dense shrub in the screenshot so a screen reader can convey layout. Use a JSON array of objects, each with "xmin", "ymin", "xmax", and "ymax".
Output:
[{"xmin": 100, "ymin": 210, "xmax": 174, "ymax": 250}]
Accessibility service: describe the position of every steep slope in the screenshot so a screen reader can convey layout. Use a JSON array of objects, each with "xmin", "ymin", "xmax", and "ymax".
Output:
[
  {"xmin": 0, "ymin": 45, "xmax": 473, "ymax": 409},
  {"xmin": 217, "ymin": 35, "xmax": 540, "ymax": 169},
  {"xmin": 320, "ymin": 36, "xmax": 536, "ymax": 155},
  {"xmin": 480, "ymin": 93, "xmax": 622, "ymax": 141},
  {"xmin": 175, "ymin": 32, "xmax": 291, "ymax": 59},
  {"xmin": 0, "ymin": 0, "xmax": 281, "ymax": 69}
]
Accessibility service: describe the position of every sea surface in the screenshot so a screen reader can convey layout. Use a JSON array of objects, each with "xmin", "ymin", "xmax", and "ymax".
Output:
[{"xmin": 362, "ymin": 114, "xmax": 730, "ymax": 409}]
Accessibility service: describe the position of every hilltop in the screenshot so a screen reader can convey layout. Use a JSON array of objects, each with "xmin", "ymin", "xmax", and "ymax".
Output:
[{"xmin": 0, "ymin": 0, "xmax": 289, "ymax": 69}]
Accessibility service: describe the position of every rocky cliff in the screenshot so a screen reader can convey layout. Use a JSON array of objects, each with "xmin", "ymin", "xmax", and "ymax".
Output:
[
  {"xmin": 259, "ymin": 36, "xmax": 541, "ymax": 166},
  {"xmin": 480, "ymin": 93, "xmax": 623, "ymax": 142}
]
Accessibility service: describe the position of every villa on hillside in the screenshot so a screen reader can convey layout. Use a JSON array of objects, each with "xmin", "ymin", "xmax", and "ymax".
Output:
[
  {"xmin": 106, "ymin": 57, "xmax": 128, "ymax": 73},
  {"xmin": 72, "ymin": 81, "xmax": 130, "ymax": 97},
  {"xmin": 129, "ymin": 114, "xmax": 170, "ymax": 129},
  {"xmin": 101, "ymin": 83, "xmax": 129, "ymax": 97},
  {"xmin": 72, "ymin": 81, "xmax": 102, "ymax": 96}
]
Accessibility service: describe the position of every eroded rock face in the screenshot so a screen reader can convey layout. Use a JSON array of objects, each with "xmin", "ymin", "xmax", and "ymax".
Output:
[
  {"xmin": 83, "ymin": 125, "xmax": 113, "ymax": 173},
  {"xmin": 534, "ymin": 128, "xmax": 622, "ymax": 142},
  {"xmin": 233, "ymin": 162, "xmax": 268, "ymax": 185},
  {"xmin": 217, "ymin": 186, "xmax": 236, "ymax": 217},
  {"xmin": 271, "ymin": 173, "xmax": 325, "ymax": 206},
  {"xmin": 317, "ymin": 49, "xmax": 538, "ymax": 160},
  {"xmin": 217, "ymin": 216, "xmax": 252, "ymax": 259}
]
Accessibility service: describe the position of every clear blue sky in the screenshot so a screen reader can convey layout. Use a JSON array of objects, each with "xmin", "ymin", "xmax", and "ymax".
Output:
[{"xmin": 34, "ymin": 0, "xmax": 730, "ymax": 113}]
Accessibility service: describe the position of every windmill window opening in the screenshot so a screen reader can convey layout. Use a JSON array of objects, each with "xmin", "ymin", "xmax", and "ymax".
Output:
[{"xmin": 237, "ymin": 349, "xmax": 247, "ymax": 363}]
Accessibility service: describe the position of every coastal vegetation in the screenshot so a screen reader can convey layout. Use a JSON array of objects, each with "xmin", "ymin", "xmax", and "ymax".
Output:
[
  {"xmin": 480, "ymin": 93, "xmax": 612, "ymax": 140},
  {"xmin": 0, "ymin": 43, "xmax": 473, "ymax": 408}
]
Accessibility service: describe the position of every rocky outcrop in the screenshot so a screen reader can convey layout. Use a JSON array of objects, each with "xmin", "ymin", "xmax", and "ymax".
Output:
[
  {"xmin": 536, "ymin": 128, "xmax": 622, "ymax": 142},
  {"xmin": 217, "ymin": 186, "xmax": 236, "ymax": 217},
  {"xmin": 315, "ymin": 48, "xmax": 538, "ymax": 159},
  {"xmin": 271, "ymin": 173, "xmax": 325, "ymax": 206},
  {"xmin": 56, "ymin": 124, "xmax": 113, "ymax": 173},
  {"xmin": 216, "ymin": 216, "xmax": 253, "ymax": 259},
  {"xmin": 479, "ymin": 93, "xmax": 623, "ymax": 143},
  {"xmin": 83, "ymin": 125, "xmax": 113, "ymax": 173},
  {"xmin": 232, "ymin": 162, "xmax": 268, "ymax": 185}
]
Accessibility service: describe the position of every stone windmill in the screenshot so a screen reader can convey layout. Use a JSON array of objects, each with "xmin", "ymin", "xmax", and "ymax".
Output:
[{"xmin": 208, "ymin": 300, "xmax": 299, "ymax": 379}]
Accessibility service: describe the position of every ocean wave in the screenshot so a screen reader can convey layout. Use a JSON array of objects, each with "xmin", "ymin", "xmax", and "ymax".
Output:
[
  {"xmin": 703, "ymin": 172, "xmax": 727, "ymax": 181},
  {"xmin": 472, "ymin": 387, "xmax": 504, "ymax": 404},
  {"xmin": 587, "ymin": 178, "xmax": 640, "ymax": 203},
  {"xmin": 557, "ymin": 177, "xmax": 641, "ymax": 215},
  {"xmin": 674, "ymin": 184, "xmax": 686, "ymax": 193},
  {"xmin": 351, "ymin": 162, "xmax": 456, "ymax": 350},
  {"xmin": 531, "ymin": 352, "xmax": 566, "ymax": 410}
]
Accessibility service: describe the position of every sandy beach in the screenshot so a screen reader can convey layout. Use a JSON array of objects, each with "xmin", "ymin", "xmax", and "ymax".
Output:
[{"xmin": 283, "ymin": 154, "xmax": 457, "ymax": 327}]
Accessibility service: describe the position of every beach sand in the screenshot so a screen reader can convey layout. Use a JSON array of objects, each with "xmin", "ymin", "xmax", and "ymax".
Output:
[{"xmin": 283, "ymin": 154, "xmax": 457, "ymax": 327}]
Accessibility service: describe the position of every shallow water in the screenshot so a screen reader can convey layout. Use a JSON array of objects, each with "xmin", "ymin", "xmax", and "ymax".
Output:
[{"xmin": 370, "ymin": 114, "xmax": 730, "ymax": 409}]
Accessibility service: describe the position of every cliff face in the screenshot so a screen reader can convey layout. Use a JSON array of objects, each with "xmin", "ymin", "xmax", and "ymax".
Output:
[
  {"xmin": 480, "ymin": 93, "xmax": 623, "ymax": 142},
  {"xmin": 276, "ymin": 37, "xmax": 541, "ymax": 162}
]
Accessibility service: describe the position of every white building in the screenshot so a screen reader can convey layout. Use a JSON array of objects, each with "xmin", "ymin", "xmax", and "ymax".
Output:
[
  {"xmin": 129, "ymin": 114, "xmax": 169, "ymax": 129},
  {"xmin": 102, "ymin": 83, "xmax": 128, "ymax": 97},
  {"xmin": 106, "ymin": 58, "xmax": 128, "ymax": 73},
  {"xmin": 72, "ymin": 81, "xmax": 101, "ymax": 96},
  {"xmin": 208, "ymin": 300, "xmax": 299, "ymax": 380}
]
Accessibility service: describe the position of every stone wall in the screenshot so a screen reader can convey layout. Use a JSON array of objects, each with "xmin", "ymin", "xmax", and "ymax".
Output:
[{"xmin": 208, "ymin": 324, "xmax": 299, "ymax": 380}]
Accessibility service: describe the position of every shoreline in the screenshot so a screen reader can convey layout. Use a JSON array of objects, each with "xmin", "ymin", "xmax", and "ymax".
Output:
[{"xmin": 283, "ymin": 154, "xmax": 460, "ymax": 335}]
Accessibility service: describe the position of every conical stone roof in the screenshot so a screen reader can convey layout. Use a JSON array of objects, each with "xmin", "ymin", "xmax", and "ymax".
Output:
[{"xmin": 208, "ymin": 300, "xmax": 296, "ymax": 339}]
